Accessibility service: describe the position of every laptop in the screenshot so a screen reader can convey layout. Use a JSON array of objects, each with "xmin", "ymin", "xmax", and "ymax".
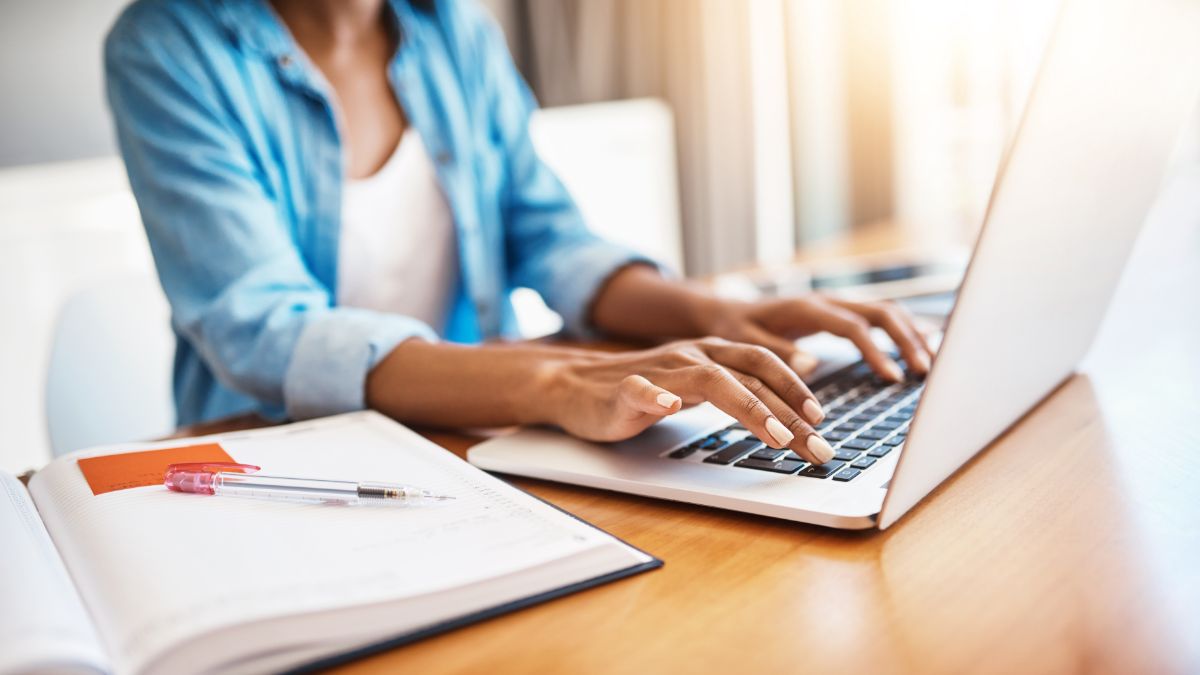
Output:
[{"xmin": 469, "ymin": 0, "xmax": 1200, "ymax": 530}]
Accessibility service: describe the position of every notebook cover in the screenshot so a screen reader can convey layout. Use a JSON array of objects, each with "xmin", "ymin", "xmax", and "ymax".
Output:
[{"xmin": 284, "ymin": 485, "xmax": 662, "ymax": 674}]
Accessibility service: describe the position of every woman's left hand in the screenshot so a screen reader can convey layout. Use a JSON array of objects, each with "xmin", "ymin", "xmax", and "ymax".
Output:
[{"xmin": 701, "ymin": 295, "xmax": 937, "ymax": 382}]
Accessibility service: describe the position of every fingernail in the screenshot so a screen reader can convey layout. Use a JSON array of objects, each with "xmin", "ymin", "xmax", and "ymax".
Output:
[
  {"xmin": 884, "ymin": 361, "xmax": 905, "ymax": 382},
  {"xmin": 807, "ymin": 434, "xmax": 835, "ymax": 464},
  {"xmin": 912, "ymin": 352, "xmax": 931, "ymax": 373},
  {"xmin": 790, "ymin": 352, "xmax": 819, "ymax": 375},
  {"xmin": 655, "ymin": 392, "xmax": 681, "ymax": 410},
  {"xmin": 801, "ymin": 399, "xmax": 825, "ymax": 424},
  {"xmin": 764, "ymin": 417, "xmax": 794, "ymax": 448}
]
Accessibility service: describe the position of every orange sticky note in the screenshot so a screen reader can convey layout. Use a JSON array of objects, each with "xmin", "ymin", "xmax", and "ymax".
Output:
[{"xmin": 77, "ymin": 443, "xmax": 234, "ymax": 496}]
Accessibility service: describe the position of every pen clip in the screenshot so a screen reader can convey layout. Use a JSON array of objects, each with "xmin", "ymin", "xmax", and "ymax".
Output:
[
  {"xmin": 164, "ymin": 462, "xmax": 260, "ymax": 494},
  {"xmin": 165, "ymin": 462, "xmax": 260, "ymax": 476}
]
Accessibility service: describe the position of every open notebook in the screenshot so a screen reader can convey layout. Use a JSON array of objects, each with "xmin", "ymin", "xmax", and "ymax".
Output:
[{"xmin": 0, "ymin": 412, "xmax": 659, "ymax": 675}]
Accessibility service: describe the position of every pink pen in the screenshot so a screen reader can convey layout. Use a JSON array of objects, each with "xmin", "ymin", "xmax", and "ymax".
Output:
[{"xmin": 163, "ymin": 462, "xmax": 455, "ymax": 505}]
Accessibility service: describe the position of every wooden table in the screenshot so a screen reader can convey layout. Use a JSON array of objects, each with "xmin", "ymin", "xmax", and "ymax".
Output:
[{"xmin": 188, "ymin": 169, "xmax": 1200, "ymax": 674}]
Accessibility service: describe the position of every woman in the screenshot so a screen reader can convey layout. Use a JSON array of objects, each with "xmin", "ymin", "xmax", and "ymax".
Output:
[{"xmin": 105, "ymin": 0, "xmax": 933, "ymax": 466}]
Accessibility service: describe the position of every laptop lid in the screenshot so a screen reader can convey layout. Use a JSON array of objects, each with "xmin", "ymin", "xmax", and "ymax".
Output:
[{"xmin": 878, "ymin": 0, "xmax": 1200, "ymax": 529}]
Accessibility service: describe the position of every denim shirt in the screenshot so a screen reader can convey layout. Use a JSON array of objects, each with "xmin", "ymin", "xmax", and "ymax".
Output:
[{"xmin": 105, "ymin": 0, "xmax": 653, "ymax": 426}]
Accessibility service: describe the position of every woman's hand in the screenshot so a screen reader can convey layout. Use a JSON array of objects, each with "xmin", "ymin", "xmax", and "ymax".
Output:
[
  {"xmin": 701, "ymin": 295, "xmax": 937, "ymax": 382},
  {"xmin": 589, "ymin": 264, "xmax": 936, "ymax": 384},
  {"xmin": 369, "ymin": 269, "xmax": 935, "ymax": 460},
  {"xmin": 368, "ymin": 337, "xmax": 833, "ymax": 463},
  {"xmin": 539, "ymin": 338, "xmax": 836, "ymax": 464}
]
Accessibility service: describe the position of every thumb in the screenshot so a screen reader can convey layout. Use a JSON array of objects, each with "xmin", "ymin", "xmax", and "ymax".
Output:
[
  {"xmin": 739, "ymin": 323, "xmax": 820, "ymax": 377},
  {"xmin": 616, "ymin": 374, "xmax": 682, "ymax": 417}
]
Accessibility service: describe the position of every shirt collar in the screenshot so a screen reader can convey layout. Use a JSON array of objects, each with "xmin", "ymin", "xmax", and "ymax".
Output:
[
  {"xmin": 212, "ymin": 0, "xmax": 425, "ymax": 99},
  {"xmin": 213, "ymin": 0, "xmax": 423, "ymax": 60},
  {"xmin": 213, "ymin": 0, "xmax": 294, "ymax": 60}
]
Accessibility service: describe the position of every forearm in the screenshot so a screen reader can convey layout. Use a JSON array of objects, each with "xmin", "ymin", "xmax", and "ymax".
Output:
[
  {"xmin": 365, "ymin": 318, "xmax": 840, "ymax": 464},
  {"xmin": 589, "ymin": 264, "xmax": 727, "ymax": 340},
  {"xmin": 365, "ymin": 339, "xmax": 597, "ymax": 429}
]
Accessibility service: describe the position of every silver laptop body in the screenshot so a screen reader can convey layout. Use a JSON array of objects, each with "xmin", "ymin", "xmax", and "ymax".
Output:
[{"xmin": 469, "ymin": 0, "xmax": 1200, "ymax": 530}]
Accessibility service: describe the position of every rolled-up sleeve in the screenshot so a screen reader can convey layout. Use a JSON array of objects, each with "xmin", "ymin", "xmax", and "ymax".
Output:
[
  {"xmin": 283, "ymin": 308, "xmax": 436, "ymax": 419},
  {"xmin": 467, "ymin": 6, "xmax": 664, "ymax": 338},
  {"xmin": 106, "ymin": 10, "xmax": 435, "ymax": 421}
]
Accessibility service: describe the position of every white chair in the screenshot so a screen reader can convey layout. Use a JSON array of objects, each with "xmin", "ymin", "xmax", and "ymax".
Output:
[
  {"xmin": 45, "ymin": 274, "xmax": 176, "ymax": 457},
  {"xmin": 516, "ymin": 98, "xmax": 684, "ymax": 337},
  {"xmin": 531, "ymin": 98, "xmax": 684, "ymax": 272},
  {"xmin": 0, "ymin": 157, "xmax": 156, "ymax": 471}
]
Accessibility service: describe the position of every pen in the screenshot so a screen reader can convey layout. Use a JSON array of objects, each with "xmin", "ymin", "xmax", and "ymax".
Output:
[{"xmin": 163, "ymin": 462, "xmax": 455, "ymax": 505}]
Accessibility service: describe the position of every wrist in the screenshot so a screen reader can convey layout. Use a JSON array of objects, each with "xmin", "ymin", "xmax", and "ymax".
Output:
[
  {"xmin": 686, "ymin": 293, "xmax": 750, "ymax": 339},
  {"xmin": 512, "ymin": 352, "xmax": 582, "ymax": 427},
  {"xmin": 681, "ymin": 291, "xmax": 723, "ymax": 336}
]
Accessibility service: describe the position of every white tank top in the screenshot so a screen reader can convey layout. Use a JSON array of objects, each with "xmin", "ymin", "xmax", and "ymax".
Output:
[{"xmin": 336, "ymin": 131, "xmax": 458, "ymax": 334}]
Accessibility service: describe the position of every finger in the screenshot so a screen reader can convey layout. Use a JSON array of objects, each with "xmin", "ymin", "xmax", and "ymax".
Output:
[
  {"xmin": 841, "ymin": 301, "xmax": 931, "ymax": 375},
  {"xmin": 730, "ymin": 372, "xmax": 834, "ymax": 464},
  {"xmin": 616, "ymin": 374, "xmax": 682, "ymax": 417},
  {"xmin": 884, "ymin": 307, "xmax": 933, "ymax": 373},
  {"xmin": 809, "ymin": 302, "xmax": 905, "ymax": 382},
  {"xmin": 662, "ymin": 364, "xmax": 835, "ymax": 464},
  {"xmin": 878, "ymin": 305, "xmax": 935, "ymax": 373},
  {"xmin": 735, "ymin": 322, "xmax": 821, "ymax": 377},
  {"xmin": 701, "ymin": 340, "xmax": 825, "ymax": 425},
  {"xmin": 912, "ymin": 318, "xmax": 940, "ymax": 354}
]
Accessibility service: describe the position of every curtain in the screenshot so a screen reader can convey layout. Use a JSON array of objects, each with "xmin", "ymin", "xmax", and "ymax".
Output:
[
  {"xmin": 486, "ymin": 0, "xmax": 1073, "ymax": 274},
  {"xmin": 489, "ymin": 0, "xmax": 782, "ymax": 276}
]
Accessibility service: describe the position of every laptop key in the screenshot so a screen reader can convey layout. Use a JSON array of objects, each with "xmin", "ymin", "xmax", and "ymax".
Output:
[
  {"xmin": 833, "ymin": 449, "xmax": 860, "ymax": 462},
  {"xmin": 735, "ymin": 458, "xmax": 805, "ymax": 474},
  {"xmin": 668, "ymin": 446, "xmax": 697, "ymax": 459},
  {"xmin": 867, "ymin": 445, "xmax": 894, "ymax": 458},
  {"xmin": 823, "ymin": 430, "xmax": 852, "ymax": 442},
  {"xmin": 850, "ymin": 456, "xmax": 876, "ymax": 470},
  {"xmin": 884, "ymin": 435, "xmax": 905, "ymax": 446},
  {"xmin": 841, "ymin": 438, "xmax": 875, "ymax": 451},
  {"xmin": 799, "ymin": 460, "xmax": 846, "ymax": 478},
  {"xmin": 704, "ymin": 439, "xmax": 763, "ymax": 465},
  {"xmin": 849, "ymin": 363, "xmax": 873, "ymax": 376},
  {"xmin": 832, "ymin": 468, "xmax": 862, "ymax": 482},
  {"xmin": 750, "ymin": 448, "xmax": 786, "ymax": 461},
  {"xmin": 858, "ymin": 429, "xmax": 889, "ymax": 441}
]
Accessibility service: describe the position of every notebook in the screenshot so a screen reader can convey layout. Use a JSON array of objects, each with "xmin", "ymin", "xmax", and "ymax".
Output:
[{"xmin": 0, "ymin": 411, "xmax": 659, "ymax": 675}]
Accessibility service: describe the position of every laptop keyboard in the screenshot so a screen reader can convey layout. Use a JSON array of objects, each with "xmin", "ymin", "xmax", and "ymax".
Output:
[{"xmin": 664, "ymin": 361, "xmax": 923, "ymax": 482}]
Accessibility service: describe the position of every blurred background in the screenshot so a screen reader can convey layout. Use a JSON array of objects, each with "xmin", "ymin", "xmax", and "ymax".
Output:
[{"xmin": 2, "ymin": 0, "xmax": 1199, "ymax": 472}]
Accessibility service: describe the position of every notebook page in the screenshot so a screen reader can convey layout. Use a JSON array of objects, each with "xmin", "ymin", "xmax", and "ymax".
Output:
[
  {"xmin": 0, "ymin": 471, "xmax": 108, "ymax": 675},
  {"xmin": 29, "ymin": 412, "xmax": 640, "ymax": 675},
  {"xmin": 164, "ymin": 538, "xmax": 652, "ymax": 675}
]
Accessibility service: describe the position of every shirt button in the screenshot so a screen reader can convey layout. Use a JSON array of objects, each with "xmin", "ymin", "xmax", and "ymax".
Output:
[
  {"xmin": 278, "ymin": 54, "xmax": 294, "ymax": 68},
  {"xmin": 435, "ymin": 150, "xmax": 452, "ymax": 165}
]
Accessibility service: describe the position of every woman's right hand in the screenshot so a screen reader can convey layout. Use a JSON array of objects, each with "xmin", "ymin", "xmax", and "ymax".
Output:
[{"xmin": 538, "ymin": 337, "xmax": 836, "ymax": 464}]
